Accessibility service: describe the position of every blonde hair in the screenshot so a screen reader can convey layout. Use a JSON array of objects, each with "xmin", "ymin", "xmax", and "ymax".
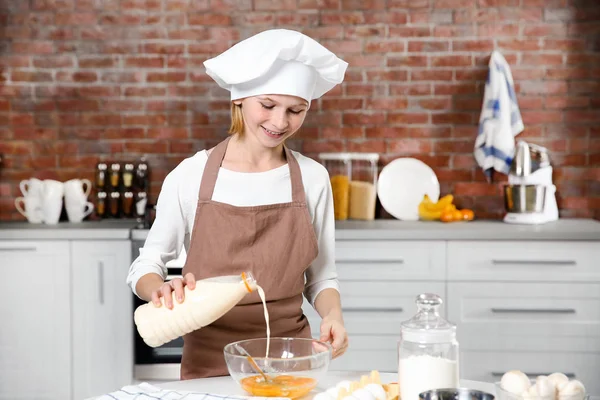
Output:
[{"xmin": 229, "ymin": 103, "xmax": 244, "ymax": 135}]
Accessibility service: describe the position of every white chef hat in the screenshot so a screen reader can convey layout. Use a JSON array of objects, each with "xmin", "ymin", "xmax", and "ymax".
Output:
[{"xmin": 203, "ymin": 29, "xmax": 348, "ymax": 104}]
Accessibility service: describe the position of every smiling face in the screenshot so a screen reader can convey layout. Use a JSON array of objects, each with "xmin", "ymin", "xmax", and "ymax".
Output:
[{"xmin": 233, "ymin": 94, "xmax": 309, "ymax": 148}]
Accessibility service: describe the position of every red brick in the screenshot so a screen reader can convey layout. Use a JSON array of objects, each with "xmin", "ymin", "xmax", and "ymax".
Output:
[
  {"xmin": 143, "ymin": 43, "xmax": 185, "ymax": 55},
  {"xmin": 55, "ymin": 12, "xmax": 97, "ymax": 25},
  {"xmin": 452, "ymin": 40, "xmax": 494, "ymax": 52},
  {"xmin": 125, "ymin": 56, "xmax": 164, "ymax": 68},
  {"xmin": 322, "ymin": 98, "xmax": 364, "ymax": 110},
  {"xmin": 434, "ymin": 83, "xmax": 479, "ymax": 95},
  {"xmin": 387, "ymin": 55, "xmax": 428, "ymax": 68},
  {"xmin": 320, "ymin": 12, "xmax": 366, "ymax": 25},
  {"xmin": 56, "ymin": 71, "xmax": 97, "ymax": 82},
  {"xmin": 521, "ymin": 111, "xmax": 563, "ymax": 124},
  {"xmin": 569, "ymin": 81, "xmax": 600, "ymax": 94},
  {"xmin": 412, "ymin": 70, "xmax": 453, "ymax": 81},
  {"xmin": 418, "ymin": 98, "xmax": 452, "ymax": 110},
  {"xmin": 434, "ymin": 0, "xmax": 471, "ymax": 7},
  {"xmin": 389, "ymin": 83, "xmax": 431, "ymax": 96},
  {"xmin": 365, "ymin": 40, "xmax": 405, "ymax": 53},
  {"xmin": 277, "ymin": 12, "xmax": 320, "ymax": 26},
  {"xmin": 519, "ymin": 81, "xmax": 568, "ymax": 94},
  {"xmin": 347, "ymin": 140, "xmax": 386, "ymax": 153},
  {"xmin": 345, "ymin": 83, "xmax": 387, "ymax": 96},
  {"xmin": 455, "ymin": 182, "xmax": 502, "ymax": 196},
  {"xmin": 188, "ymin": 14, "xmax": 231, "ymax": 25},
  {"xmin": 168, "ymin": 28, "xmax": 210, "ymax": 40},
  {"xmin": 566, "ymin": 53, "xmax": 600, "ymax": 65},
  {"xmin": 521, "ymin": 54, "xmax": 563, "ymax": 66},
  {"xmin": 343, "ymin": 112, "xmax": 386, "ymax": 125},
  {"xmin": 147, "ymin": 72, "xmax": 187, "ymax": 83},
  {"xmin": 409, "ymin": 127, "xmax": 452, "ymax": 138},
  {"xmin": 388, "ymin": 138, "xmax": 433, "ymax": 153},
  {"xmin": 366, "ymin": 70, "xmax": 408, "ymax": 81},
  {"xmin": 498, "ymin": 39, "xmax": 542, "ymax": 51},
  {"xmin": 565, "ymin": 111, "xmax": 600, "ymax": 123},
  {"xmin": 341, "ymin": 0, "xmax": 385, "ymax": 9},
  {"xmin": 298, "ymin": 0, "xmax": 339, "ymax": 9},
  {"xmin": 408, "ymin": 40, "xmax": 449, "ymax": 52},
  {"xmin": 11, "ymin": 71, "xmax": 53, "ymax": 82},
  {"xmin": 323, "ymin": 127, "xmax": 364, "ymax": 139},
  {"xmin": 147, "ymin": 128, "xmax": 189, "ymax": 139},
  {"xmin": 387, "ymin": 113, "xmax": 429, "ymax": 124},
  {"xmin": 365, "ymin": 127, "xmax": 408, "ymax": 139},
  {"xmin": 432, "ymin": 113, "xmax": 474, "ymax": 124},
  {"xmin": 545, "ymin": 97, "xmax": 589, "ymax": 109},
  {"xmin": 389, "ymin": 0, "xmax": 429, "ymax": 7},
  {"xmin": 431, "ymin": 55, "xmax": 472, "ymax": 67},
  {"xmin": 302, "ymin": 140, "xmax": 344, "ymax": 153},
  {"xmin": 545, "ymin": 39, "xmax": 587, "ymax": 51},
  {"xmin": 391, "ymin": 27, "xmax": 432, "ymax": 38}
]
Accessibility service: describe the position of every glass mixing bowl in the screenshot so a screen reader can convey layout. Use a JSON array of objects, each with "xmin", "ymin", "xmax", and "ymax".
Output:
[{"xmin": 223, "ymin": 337, "xmax": 332, "ymax": 399}]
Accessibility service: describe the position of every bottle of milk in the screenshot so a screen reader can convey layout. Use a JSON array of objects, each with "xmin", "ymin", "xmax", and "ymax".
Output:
[
  {"xmin": 398, "ymin": 293, "xmax": 459, "ymax": 400},
  {"xmin": 134, "ymin": 272, "xmax": 257, "ymax": 348}
]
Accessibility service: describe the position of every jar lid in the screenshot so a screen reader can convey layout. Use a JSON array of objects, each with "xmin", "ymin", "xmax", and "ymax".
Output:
[
  {"xmin": 400, "ymin": 293, "xmax": 456, "ymax": 344},
  {"xmin": 318, "ymin": 152, "xmax": 380, "ymax": 162}
]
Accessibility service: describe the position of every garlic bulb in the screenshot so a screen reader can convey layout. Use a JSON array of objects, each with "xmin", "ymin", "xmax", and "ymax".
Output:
[{"xmin": 548, "ymin": 373, "xmax": 570, "ymax": 392}]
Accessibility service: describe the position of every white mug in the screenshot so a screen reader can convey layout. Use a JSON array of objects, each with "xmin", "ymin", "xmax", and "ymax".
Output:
[
  {"xmin": 66, "ymin": 202, "xmax": 94, "ymax": 223},
  {"xmin": 20, "ymin": 178, "xmax": 44, "ymax": 198},
  {"xmin": 41, "ymin": 180, "xmax": 65, "ymax": 224},
  {"xmin": 64, "ymin": 178, "xmax": 92, "ymax": 205},
  {"xmin": 14, "ymin": 196, "xmax": 43, "ymax": 224}
]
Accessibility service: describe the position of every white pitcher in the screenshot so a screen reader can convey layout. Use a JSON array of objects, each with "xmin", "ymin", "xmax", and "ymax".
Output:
[
  {"xmin": 41, "ymin": 179, "xmax": 65, "ymax": 225},
  {"xmin": 14, "ymin": 196, "xmax": 43, "ymax": 223}
]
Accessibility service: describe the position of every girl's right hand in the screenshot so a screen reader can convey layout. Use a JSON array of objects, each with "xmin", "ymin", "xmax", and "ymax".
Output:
[{"xmin": 151, "ymin": 272, "xmax": 197, "ymax": 309}]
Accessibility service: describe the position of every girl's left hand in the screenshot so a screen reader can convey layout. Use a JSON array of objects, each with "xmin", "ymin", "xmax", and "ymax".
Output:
[{"xmin": 319, "ymin": 315, "xmax": 348, "ymax": 359}]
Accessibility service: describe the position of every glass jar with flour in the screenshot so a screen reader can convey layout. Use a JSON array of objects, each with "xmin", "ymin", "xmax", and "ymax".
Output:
[{"xmin": 398, "ymin": 293, "xmax": 459, "ymax": 400}]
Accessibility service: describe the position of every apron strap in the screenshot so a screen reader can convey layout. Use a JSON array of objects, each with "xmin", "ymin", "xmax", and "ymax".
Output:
[{"xmin": 198, "ymin": 136, "xmax": 307, "ymax": 204}]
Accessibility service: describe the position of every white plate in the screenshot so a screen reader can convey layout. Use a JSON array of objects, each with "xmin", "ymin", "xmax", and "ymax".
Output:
[{"xmin": 377, "ymin": 158, "xmax": 440, "ymax": 221}]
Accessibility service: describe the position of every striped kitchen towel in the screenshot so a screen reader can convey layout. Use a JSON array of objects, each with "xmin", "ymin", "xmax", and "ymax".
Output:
[
  {"xmin": 94, "ymin": 382, "xmax": 290, "ymax": 400},
  {"xmin": 474, "ymin": 50, "xmax": 524, "ymax": 182}
]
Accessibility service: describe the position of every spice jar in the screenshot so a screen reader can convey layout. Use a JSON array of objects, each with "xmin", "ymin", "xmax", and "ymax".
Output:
[
  {"xmin": 135, "ymin": 157, "xmax": 149, "ymax": 191},
  {"xmin": 122, "ymin": 191, "xmax": 134, "ymax": 217},
  {"xmin": 109, "ymin": 163, "xmax": 121, "ymax": 189},
  {"xmin": 96, "ymin": 191, "xmax": 107, "ymax": 218},
  {"xmin": 135, "ymin": 191, "xmax": 148, "ymax": 218},
  {"xmin": 319, "ymin": 153, "xmax": 379, "ymax": 221},
  {"xmin": 123, "ymin": 163, "xmax": 134, "ymax": 189},
  {"xmin": 96, "ymin": 162, "xmax": 108, "ymax": 190},
  {"xmin": 398, "ymin": 293, "xmax": 459, "ymax": 400},
  {"xmin": 109, "ymin": 191, "xmax": 121, "ymax": 218}
]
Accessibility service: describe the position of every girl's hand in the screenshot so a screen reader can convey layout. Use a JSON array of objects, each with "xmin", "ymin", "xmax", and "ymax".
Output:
[
  {"xmin": 319, "ymin": 314, "xmax": 349, "ymax": 359},
  {"xmin": 151, "ymin": 272, "xmax": 196, "ymax": 309}
]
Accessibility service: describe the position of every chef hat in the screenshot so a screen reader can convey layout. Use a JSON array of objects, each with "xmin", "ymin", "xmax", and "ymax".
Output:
[{"xmin": 203, "ymin": 29, "xmax": 348, "ymax": 104}]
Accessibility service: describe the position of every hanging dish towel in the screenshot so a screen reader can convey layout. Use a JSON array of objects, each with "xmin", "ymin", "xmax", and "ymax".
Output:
[
  {"xmin": 93, "ymin": 382, "xmax": 290, "ymax": 400},
  {"xmin": 474, "ymin": 50, "xmax": 524, "ymax": 182}
]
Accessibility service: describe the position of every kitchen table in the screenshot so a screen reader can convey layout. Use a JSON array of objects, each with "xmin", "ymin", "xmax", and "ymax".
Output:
[{"xmin": 156, "ymin": 371, "xmax": 497, "ymax": 397}]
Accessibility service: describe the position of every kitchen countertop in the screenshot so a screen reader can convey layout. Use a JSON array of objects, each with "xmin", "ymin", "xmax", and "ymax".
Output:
[
  {"xmin": 334, "ymin": 218, "xmax": 600, "ymax": 240},
  {"xmin": 154, "ymin": 372, "xmax": 496, "ymax": 398},
  {"xmin": 1, "ymin": 218, "xmax": 599, "ymax": 241},
  {"xmin": 0, "ymin": 220, "xmax": 139, "ymax": 240}
]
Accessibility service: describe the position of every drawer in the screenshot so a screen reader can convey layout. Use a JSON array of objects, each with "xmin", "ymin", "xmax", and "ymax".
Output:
[
  {"xmin": 336, "ymin": 240, "xmax": 446, "ymax": 281},
  {"xmin": 448, "ymin": 283, "xmax": 600, "ymax": 352},
  {"xmin": 303, "ymin": 282, "xmax": 446, "ymax": 335},
  {"xmin": 447, "ymin": 241, "xmax": 600, "ymax": 282},
  {"xmin": 460, "ymin": 351, "xmax": 600, "ymax": 396}
]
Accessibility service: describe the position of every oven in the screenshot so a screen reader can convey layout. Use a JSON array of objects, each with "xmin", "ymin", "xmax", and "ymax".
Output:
[{"xmin": 131, "ymin": 234, "xmax": 186, "ymax": 381}]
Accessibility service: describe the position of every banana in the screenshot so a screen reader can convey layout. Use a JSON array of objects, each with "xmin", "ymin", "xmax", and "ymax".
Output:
[{"xmin": 418, "ymin": 194, "xmax": 455, "ymax": 221}]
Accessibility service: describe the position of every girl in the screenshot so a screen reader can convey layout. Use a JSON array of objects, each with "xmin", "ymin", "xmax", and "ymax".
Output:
[{"xmin": 127, "ymin": 28, "xmax": 349, "ymax": 379}]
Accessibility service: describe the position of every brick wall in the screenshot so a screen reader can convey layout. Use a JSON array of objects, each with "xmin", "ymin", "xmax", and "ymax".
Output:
[{"xmin": 0, "ymin": 0, "xmax": 598, "ymax": 221}]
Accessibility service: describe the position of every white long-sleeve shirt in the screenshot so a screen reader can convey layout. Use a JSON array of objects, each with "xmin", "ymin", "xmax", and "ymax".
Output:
[{"xmin": 126, "ymin": 148, "xmax": 339, "ymax": 307}]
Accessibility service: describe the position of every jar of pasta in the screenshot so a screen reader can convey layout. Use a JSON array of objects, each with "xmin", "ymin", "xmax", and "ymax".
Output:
[{"xmin": 319, "ymin": 153, "xmax": 379, "ymax": 221}]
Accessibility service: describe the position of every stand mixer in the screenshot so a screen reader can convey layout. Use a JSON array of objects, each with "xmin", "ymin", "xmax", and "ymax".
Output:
[{"xmin": 503, "ymin": 141, "xmax": 559, "ymax": 224}]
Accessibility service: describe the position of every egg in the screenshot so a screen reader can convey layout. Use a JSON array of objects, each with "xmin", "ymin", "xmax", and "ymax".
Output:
[
  {"xmin": 327, "ymin": 387, "xmax": 340, "ymax": 399},
  {"xmin": 314, "ymin": 392, "xmax": 335, "ymax": 400},
  {"xmin": 558, "ymin": 380, "xmax": 586, "ymax": 400},
  {"xmin": 364, "ymin": 383, "xmax": 387, "ymax": 400},
  {"xmin": 501, "ymin": 370, "xmax": 532, "ymax": 395},
  {"xmin": 547, "ymin": 373, "xmax": 570, "ymax": 391},
  {"xmin": 535, "ymin": 375, "xmax": 557, "ymax": 399},
  {"xmin": 352, "ymin": 388, "xmax": 376, "ymax": 400}
]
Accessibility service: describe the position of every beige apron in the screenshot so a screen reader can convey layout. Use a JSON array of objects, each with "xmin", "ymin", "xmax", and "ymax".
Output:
[{"xmin": 180, "ymin": 136, "xmax": 319, "ymax": 379}]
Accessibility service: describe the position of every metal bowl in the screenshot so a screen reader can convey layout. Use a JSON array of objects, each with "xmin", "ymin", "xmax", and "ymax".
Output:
[
  {"xmin": 503, "ymin": 184, "xmax": 546, "ymax": 213},
  {"xmin": 419, "ymin": 388, "xmax": 496, "ymax": 400}
]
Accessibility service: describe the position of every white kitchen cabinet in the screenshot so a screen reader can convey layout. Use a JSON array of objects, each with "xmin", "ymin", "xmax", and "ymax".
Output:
[
  {"xmin": 0, "ymin": 241, "xmax": 71, "ymax": 400},
  {"xmin": 71, "ymin": 240, "xmax": 133, "ymax": 400}
]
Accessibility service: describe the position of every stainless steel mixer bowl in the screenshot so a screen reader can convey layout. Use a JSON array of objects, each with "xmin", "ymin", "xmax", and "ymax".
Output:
[
  {"xmin": 419, "ymin": 388, "xmax": 495, "ymax": 400},
  {"xmin": 503, "ymin": 184, "xmax": 546, "ymax": 213}
]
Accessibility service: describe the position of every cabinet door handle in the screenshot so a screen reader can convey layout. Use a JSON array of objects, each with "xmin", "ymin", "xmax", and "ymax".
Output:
[
  {"xmin": 338, "ymin": 259, "xmax": 404, "ymax": 264},
  {"xmin": 98, "ymin": 261, "xmax": 104, "ymax": 305},
  {"xmin": 491, "ymin": 372, "xmax": 576, "ymax": 378},
  {"xmin": 0, "ymin": 247, "xmax": 37, "ymax": 252},
  {"xmin": 343, "ymin": 307, "xmax": 404, "ymax": 313},
  {"xmin": 491, "ymin": 308, "xmax": 576, "ymax": 314},
  {"xmin": 491, "ymin": 259, "xmax": 576, "ymax": 266}
]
